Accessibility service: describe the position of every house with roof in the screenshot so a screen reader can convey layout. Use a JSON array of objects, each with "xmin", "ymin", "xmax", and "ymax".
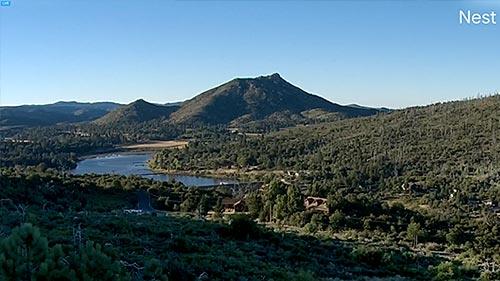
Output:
[
  {"xmin": 222, "ymin": 197, "xmax": 247, "ymax": 214},
  {"xmin": 304, "ymin": 196, "xmax": 329, "ymax": 214}
]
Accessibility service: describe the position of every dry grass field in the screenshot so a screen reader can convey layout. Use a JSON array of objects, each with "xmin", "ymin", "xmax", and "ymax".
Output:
[{"xmin": 122, "ymin": 140, "xmax": 188, "ymax": 150}]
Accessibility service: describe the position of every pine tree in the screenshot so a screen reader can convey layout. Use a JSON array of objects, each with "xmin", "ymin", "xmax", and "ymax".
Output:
[
  {"xmin": 143, "ymin": 259, "xmax": 168, "ymax": 281},
  {"xmin": 286, "ymin": 185, "xmax": 303, "ymax": 215},
  {"xmin": 0, "ymin": 223, "xmax": 50, "ymax": 280},
  {"xmin": 69, "ymin": 242, "xmax": 130, "ymax": 281},
  {"xmin": 406, "ymin": 222, "xmax": 423, "ymax": 248}
]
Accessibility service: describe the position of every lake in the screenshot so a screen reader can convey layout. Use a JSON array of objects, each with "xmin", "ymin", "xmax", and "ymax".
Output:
[{"xmin": 71, "ymin": 152, "xmax": 237, "ymax": 187}]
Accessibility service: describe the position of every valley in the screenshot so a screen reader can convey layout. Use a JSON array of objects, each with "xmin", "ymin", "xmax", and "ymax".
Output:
[{"xmin": 2, "ymin": 1, "xmax": 499, "ymax": 280}]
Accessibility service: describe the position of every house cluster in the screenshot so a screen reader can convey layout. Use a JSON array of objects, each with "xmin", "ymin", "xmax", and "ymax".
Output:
[
  {"xmin": 60, "ymin": 130, "xmax": 91, "ymax": 137},
  {"xmin": 74, "ymin": 130, "xmax": 91, "ymax": 137},
  {"xmin": 401, "ymin": 182, "xmax": 426, "ymax": 194},
  {"xmin": 482, "ymin": 200, "xmax": 500, "ymax": 217},
  {"xmin": 206, "ymin": 197, "xmax": 248, "ymax": 218},
  {"xmin": 213, "ymin": 195, "xmax": 329, "ymax": 215},
  {"xmin": 2, "ymin": 137, "xmax": 32, "ymax": 143}
]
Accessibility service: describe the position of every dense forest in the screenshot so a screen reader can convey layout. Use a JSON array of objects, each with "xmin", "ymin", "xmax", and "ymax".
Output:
[
  {"xmin": 152, "ymin": 96, "xmax": 499, "ymax": 174},
  {"xmin": 151, "ymin": 96, "xmax": 500, "ymax": 207},
  {"xmin": 1, "ymin": 96, "xmax": 499, "ymax": 280}
]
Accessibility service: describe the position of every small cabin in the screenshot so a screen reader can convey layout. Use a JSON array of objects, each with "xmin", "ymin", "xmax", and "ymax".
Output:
[
  {"xmin": 222, "ymin": 197, "xmax": 246, "ymax": 214},
  {"xmin": 304, "ymin": 196, "xmax": 329, "ymax": 214}
]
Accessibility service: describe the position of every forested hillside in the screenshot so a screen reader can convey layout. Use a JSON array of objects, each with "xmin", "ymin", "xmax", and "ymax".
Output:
[
  {"xmin": 153, "ymin": 95, "xmax": 500, "ymax": 191},
  {"xmin": 152, "ymin": 95, "xmax": 500, "ymax": 217}
]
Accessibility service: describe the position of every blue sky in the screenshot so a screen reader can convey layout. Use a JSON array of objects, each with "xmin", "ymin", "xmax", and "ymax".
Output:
[{"xmin": 0, "ymin": 0, "xmax": 499, "ymax": 108}]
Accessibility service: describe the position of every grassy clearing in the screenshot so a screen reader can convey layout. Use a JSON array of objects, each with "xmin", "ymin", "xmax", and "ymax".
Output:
[{"xmin": 122, "ymin": 140, "xmax": 188, "ymax": 150}]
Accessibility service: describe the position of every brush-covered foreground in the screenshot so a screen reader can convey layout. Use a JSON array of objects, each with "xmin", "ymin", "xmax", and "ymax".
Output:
[{"xmin": 1, "ymin": 168, "xmax": 482, "ymax": 281}]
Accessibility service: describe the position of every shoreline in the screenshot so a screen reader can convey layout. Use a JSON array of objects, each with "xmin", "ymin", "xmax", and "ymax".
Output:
[
  {"xmin": 77, "ymin": 148, "xmax": 150, "ymax": 160},
  {"xmin": 149, "ymin": 166, "xmax": 284, "ymax": 181},
  {"xmin": 77, "ymin": 140, "xmax": 188, "ymax": 161},
  {"xmin": 74, "ymin": 150, "xmax": 248, "ymax": 181},
  {"xmin": 75, "ymin": 149, "xmax": 283, "ymax": 181}
]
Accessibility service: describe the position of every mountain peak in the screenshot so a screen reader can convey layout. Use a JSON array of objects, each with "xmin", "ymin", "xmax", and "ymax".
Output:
[
  {"xmin": 256, "ymin": 73, "xmax": 283, "ymax": 81},
  {"xmin": 126, "ymin": 99, "xmax": 157, "ymax": 110},
  {"xmin": 132, "ymin": 99, "xmax": 149, "ymax": 105},
  {"xmin": 232, "ymin": 73, "xmax": 283, "ymax": 83},
  {"xmin": 169, "ymin": 74, "xmax": 380, "ymax": 125},
  {"xmin": 269, "ymin": 73, "xmax": 282, "ymax": 79},
  {"xmin": 94, "ymin": 99, "xmax": 179, "ymax": 125}
]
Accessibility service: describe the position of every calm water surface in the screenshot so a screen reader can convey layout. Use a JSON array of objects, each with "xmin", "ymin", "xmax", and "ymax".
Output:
[{"xmin": 72, "ymin": 152, "xmax": 237, "ymax": 187}]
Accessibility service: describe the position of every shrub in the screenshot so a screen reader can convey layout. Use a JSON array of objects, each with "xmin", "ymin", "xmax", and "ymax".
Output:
[{"xmin": 225, "ymin": 214, "xmax": 261, "ymax": 240}]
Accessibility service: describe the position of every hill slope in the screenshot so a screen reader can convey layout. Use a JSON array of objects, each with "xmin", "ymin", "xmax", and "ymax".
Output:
[
  {"xmin": 169, "ymin": 73, "xmax": 380, "ymax": 126},
  {"xmin": 94, "ymin": 99, "xmax": 180, "ymax": 125},
  {"xmin": 0, "ymin": 101, "xmax": 120, "ymax": 127},
  {"xmin": 153, "ymin": 95, "xmax": 500, "ymax": 195}
]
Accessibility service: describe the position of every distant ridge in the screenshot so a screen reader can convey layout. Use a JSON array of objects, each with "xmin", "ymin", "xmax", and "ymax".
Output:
[
  {"xmin": 347, "ymin": 104, "xmax": 392, "ymax": 113},
  {"xmin": 0, "ymin": 101, "xmax": 121, "ymax": 127},
  {"xmin": 1, "ymin": 74, "xmax": 385, "ymax": 128}
]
